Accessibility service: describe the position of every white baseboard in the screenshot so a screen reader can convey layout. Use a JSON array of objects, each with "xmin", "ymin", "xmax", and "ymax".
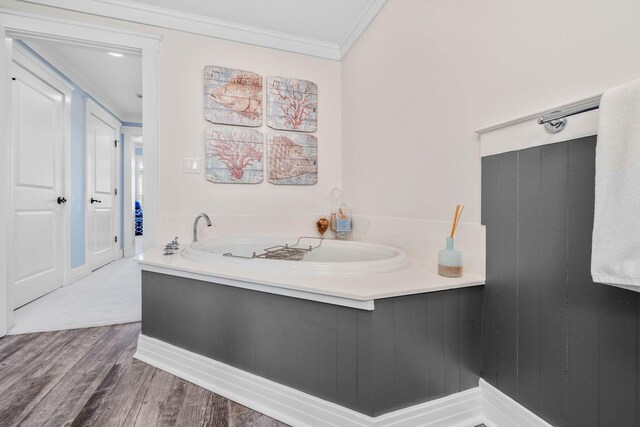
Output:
[
  {"xmin": 134, "ymin": 334, "xmax": 485, "ymax": 427},
  {"xmin": 480, "ymin": 379, "xmax": 553, "ymax": 427},
  {"xmin": 135, "ymin": 335, "xmax": 555, "ymax": 427},
  {"xmin": 65, "ymin": 265, "xmax": 90, "ymax": 286}
]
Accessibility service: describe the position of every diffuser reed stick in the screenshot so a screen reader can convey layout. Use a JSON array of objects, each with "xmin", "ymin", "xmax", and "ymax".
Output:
[{"xmin": 449, "ymin": 204, "xmax": 464, "ymax": 238}]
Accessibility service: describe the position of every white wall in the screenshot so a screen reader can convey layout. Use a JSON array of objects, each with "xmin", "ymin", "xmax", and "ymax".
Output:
[
  {"xmin": 342, "ymin": 0, "xmax": 640, "ymax": 223},
  {"xmin": 157, "ymin": 30, "xmax": 341, "ymax": 241}
]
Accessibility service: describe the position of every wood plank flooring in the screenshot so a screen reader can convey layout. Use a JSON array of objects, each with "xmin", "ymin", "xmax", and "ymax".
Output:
[{"xmin": 0, "ymin": 323, "xmax": 288, "ymax": 427}]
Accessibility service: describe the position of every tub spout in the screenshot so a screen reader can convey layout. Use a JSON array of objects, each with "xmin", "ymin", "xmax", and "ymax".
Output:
[{"xmin": 193, "ymin": 213, "xmax": 212, "ymax": 242}]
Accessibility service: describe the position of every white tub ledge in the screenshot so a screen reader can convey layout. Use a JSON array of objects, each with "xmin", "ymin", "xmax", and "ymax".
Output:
[{"xmin": 137, "ymin": 238, "xmax": 485, "ymax": 311}]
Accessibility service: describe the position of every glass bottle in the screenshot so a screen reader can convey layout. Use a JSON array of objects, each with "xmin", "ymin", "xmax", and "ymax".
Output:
[
  {"xmin": 438, "ymin": 237, "xmax": 463, "ymax": 277},
  {"xmin": 335, "ymin": 202, "xmax": 352, "ymax": 240}
]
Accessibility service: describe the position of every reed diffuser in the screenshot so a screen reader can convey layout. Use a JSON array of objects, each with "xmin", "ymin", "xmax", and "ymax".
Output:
[{"xmin": 438, "ymin": 204, "xmax": 464, "ymax": 277}]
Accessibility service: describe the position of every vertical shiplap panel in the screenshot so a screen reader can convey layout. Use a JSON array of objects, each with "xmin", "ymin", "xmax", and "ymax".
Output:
[
  {"xmin": 598, "ymin": 287, "xmax": 637, "ymax": 426},
  {"xmin": 427, "ymin": 292, "xmax": 446, "ymax": 399},
  {"xmin": 481, "ymin": 155, "xmax": 500, "ymax": 385},
  {"xmin": 316, "ymin": 304, "xmax": 338, "ymax": 400},
  {"xmin": 393, "ymin": 295, "xmax": 421, "ymax": 404},
  {"xmin": 371, "ymin": 299, "xmax": 396, "ymax": 415},
  {"xmin": 412, "ymin": 295, "xmax": 430, "ymax": 396},
  {"xmin": 516, "ymin": 146, "xmax": 542, "ymax": 413},
  {"xmin": 496, "ymin": 151, "xmax": 519, "ymax": 399},
  {"xmin": 356, "ymin": 309, "xmax": 376, "ymax": 414},
  {"xmin": 460, "ymin": 287, "xmax": 482, "ymax": 390},
  {"xmin": 566, "ymin": 137, "xmax": 599, "ymax": 427},
  {"xmin": 538, "ymin": 142, "xmax": 569, "ymax": 426},
  {"xmin": 444, "ymin": 291, "xmax": 461, "ymax": 395},
  {"xmin": 335, "ymin": 307, "xmax": 358, "ymax": 409}
]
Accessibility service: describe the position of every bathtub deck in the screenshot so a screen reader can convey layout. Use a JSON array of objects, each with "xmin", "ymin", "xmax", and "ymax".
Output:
[
  {"xmin": 138, "ymin": 246, "xmax": 485, "ymax": 310},
  {"xmin": 0, "ymin": 323, "xmax": 287, "ymax": 426}
]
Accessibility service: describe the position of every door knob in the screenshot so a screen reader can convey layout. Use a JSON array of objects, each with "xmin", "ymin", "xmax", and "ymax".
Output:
[
  {"xmin": 57, "ymin": 197, "xmax": 67, "ymax": 204},
  {"xmin": 90, "ymin": 197, "xmax": 102, "ymax": 204}
]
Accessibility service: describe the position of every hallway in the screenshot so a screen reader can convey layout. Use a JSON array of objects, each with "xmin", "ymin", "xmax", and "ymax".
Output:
[{"xmin": 10, "ymin": 256, "xmax": 141, "ymax": 335}]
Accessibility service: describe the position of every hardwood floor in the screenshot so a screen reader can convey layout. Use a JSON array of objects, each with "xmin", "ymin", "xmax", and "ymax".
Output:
[{"xmin": 0, "ymin": 323, "xmax": 288, "ymax": 427}]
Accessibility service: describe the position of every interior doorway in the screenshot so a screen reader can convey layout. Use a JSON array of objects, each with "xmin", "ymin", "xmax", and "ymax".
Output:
[{"xmin": 0, "ymin": 12, "xmax": 159, "ymax": 336}]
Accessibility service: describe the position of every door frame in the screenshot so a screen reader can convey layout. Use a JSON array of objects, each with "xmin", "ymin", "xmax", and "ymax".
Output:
[
  {"xmin": 0, "ymin": 10, "xmax": 160, "ymax": 335},
  {"xmin": 85, "ymin": 98, "xmax": 122, "ymax": 270},
  {"xmin": 9, "ymin": 45, "xmax": 73, "ymax": 310},
  {"xmin": 122, "ymin": 125, "xmax": 142, "ymax": 258}
]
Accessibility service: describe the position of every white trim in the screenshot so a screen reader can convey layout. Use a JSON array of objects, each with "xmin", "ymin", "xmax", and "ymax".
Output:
[
  {"xmin": 134, "ymin": 334, "xmax": 485, "ymax": 427},
  {"xmin": 339, "ymin": 0, "xmax": 387, "ymax": 58},
  {"xmin": 480, "ymin": 379, "xmax": 553, "ymax": 427},
  {"xmin": 0, "ymin": 35, "xmax": 12, "ymax": 335},
  {"xmin": 475, "ymin": 94, "xmax": 602, "ymax": 135},
  {"xmin": 21, "ymin": 0, "xmax": 343, "ymax": 60},
  {"xmin": 135, "ymin": 335, "xmax": 557, "ymax": 427},
  {"xmin": 139, "ymin": 264, "xmax": 376, "ymax": 311},
  {"xmin": 122, "ymin": 125, "xmax": 141, "ymax": 258},
  {"xmin": 476, "ymin": 94, "xmax": 600, "ymax": 157},
  {"xmin": 478, "ymin": 109, "xmax": 598, "ymax": 157}
]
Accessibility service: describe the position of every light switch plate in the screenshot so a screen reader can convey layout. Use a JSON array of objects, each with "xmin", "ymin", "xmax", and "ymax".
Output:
[{"xmin": 183, "ymin": 158, "xmax": 201, "ymax": 174}]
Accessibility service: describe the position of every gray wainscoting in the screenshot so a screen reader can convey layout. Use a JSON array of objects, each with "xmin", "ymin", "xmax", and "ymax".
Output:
[
  {"xmin": 141, "ymin": 272, "xmax": 482, "ymax": 417},
  {"xmin": 482, "ymin": 135, "xmax": 640, "ymax": 427}
]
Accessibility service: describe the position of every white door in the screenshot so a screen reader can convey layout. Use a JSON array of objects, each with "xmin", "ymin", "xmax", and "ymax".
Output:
[
  {"xmin": 10, "ymin": 63, "xmax": 66, "ymax": 309},
  {"xmin": 86, "ymin": 101, "xmax": 119, "ymax": 271}
]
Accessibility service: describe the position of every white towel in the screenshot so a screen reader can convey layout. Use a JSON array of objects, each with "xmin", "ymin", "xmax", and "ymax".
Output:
[{"xmin": 592, "ymin": 79, "xmax": 640, "ymax": 289}]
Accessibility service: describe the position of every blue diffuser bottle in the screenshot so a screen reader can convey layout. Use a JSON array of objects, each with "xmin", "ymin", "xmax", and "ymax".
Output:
[{"xmin": 438, "ymin": 237, "xmax": 463, "ymax": 277}]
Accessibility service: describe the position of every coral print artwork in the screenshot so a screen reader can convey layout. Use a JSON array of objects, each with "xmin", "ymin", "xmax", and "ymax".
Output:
[
  {"xmin": 267, "ymin": 77, "xmax": 317, "ymax": 132},
  {"xmin": 204, "ymin": 66, "xmax": 263, "ymax": 127},
  {"xmin": 268, "ymin": 132, "xmax": 317, "ymax": 185},
  {"xmin": 205, "ymin": 126, "xmax": 264, "ymax": 184}
]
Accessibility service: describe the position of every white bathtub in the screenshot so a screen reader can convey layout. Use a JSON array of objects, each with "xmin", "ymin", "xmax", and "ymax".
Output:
[{"xmin": 181, "ymin": 237, "xmax": 411, "ymax": 276}]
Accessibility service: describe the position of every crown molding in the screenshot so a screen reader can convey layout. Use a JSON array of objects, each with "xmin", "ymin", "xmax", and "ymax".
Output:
[
  {"xmin": 20, "ymin": 0, "xmax": 368, "ymax": 60},
  {"xmin": 339, "ymin": 0, "xmax": 387, "ymax": 58}
]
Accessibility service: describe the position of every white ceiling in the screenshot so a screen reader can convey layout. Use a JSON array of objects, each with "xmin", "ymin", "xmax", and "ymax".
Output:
[
  {"xmin": 24, "ymin": 40, "xmax": 142, "ymax": 122},
  {"xmin": 21, "ymin": 0, "xmax": 387, "ymax": 59}
]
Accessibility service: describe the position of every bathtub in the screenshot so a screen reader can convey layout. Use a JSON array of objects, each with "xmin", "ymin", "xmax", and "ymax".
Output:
[
  {"xmin": 139, "ymin": 235, "xmax": 483, "ymax": 311},
  {"xmin": 181, "ymin": 236, "xmax": 412, "ymax": 276}
]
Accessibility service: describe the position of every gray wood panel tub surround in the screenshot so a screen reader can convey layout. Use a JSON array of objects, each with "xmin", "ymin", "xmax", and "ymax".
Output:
[
  {"xmin": 141, "ymin": 271, "xmax": 482, "ymax": 417},
  {"xmin": 482, "ymin": 136, "xmax": 640, "ymax": 427}
]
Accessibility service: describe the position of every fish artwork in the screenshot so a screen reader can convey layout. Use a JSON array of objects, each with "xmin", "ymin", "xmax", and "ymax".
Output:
[
  {"xmin": 268, "ymin": 132, "xmax": 317, "ymax": 185},
  {"xmin": 204, "ymin": 66, "xmax": 263, "ymax": 127}
]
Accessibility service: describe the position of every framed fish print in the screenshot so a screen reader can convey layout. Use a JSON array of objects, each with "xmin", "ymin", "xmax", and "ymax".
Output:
[
  {"xmin": 205, "ymin": 125, "xmax": 264, "ymax": 184},
  {"xmin": 266, "ymin": 77, "xmax": 317, "ymax": 133},
  {"xmin": 267, "ymin": 132, "xmax": 317, "ymax": 185},
  {"xmin": 204, "ymin": 66, "xmax": 263, "ymax": 127}
]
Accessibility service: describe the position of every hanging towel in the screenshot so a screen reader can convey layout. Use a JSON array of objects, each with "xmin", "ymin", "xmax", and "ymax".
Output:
[{"xmin": 592, "ymin": 78, "xmax": 640, "ymax": 290}]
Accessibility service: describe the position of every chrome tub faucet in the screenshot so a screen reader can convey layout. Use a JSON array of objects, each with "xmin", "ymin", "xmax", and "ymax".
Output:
[{"xmin": 193, "ymin": 213, "xmax": 212, "ymax": 242}]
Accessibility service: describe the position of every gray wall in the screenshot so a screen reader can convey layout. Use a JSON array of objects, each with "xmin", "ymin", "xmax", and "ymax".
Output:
[
  {"xmin": 141, "ymin": 272, "xmax": 482, "ymax": 416},
  {"xmin": 482, "ymin": 136, "xmax": 640, "ymax": 427}
]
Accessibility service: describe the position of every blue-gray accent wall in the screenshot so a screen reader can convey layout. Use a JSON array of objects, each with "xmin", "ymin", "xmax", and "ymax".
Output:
[{"xmin": 482, "ymin": 136, "xmax": 640, "ymax": 426}]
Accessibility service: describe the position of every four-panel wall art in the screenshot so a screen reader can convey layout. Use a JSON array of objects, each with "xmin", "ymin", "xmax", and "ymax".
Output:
[{"xmin": 204, "ymin": 65, "xmax": 318, "ymax": 185}]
